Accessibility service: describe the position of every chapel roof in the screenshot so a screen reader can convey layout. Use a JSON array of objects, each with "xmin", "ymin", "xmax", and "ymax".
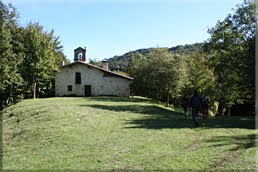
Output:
[
  {"xmin": 74, "ymin": 47, "xmax": 86, "ymax": 51},
  {"xmin": 61, "ymin": 61, "xmax": 133, "ymax": 80}
]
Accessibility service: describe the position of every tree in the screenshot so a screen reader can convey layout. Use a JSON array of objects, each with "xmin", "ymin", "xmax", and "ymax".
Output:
[
  {"xmin": 0, "ymin": 2, "xmax": 23, "ymax": 108},
  {"xmin": 129, "ymin": 52, "xmax": 147, "ymax": 96},
  {"xmin": 21, "ymin": 23, "xmax": 58, "ymax": 98},
  {"xmin": 183, "ymin": 53, "xmax": 215, "ymax": 98},
  {"xmin": 129, "ymin": 48, "xmax": 187, "ymax": 106},
  {"xmin": 0, "ymin": 2, "xmax": 67, "ymax": 108},
  {"xmin": 205, "ymin": 0, "xmax": 256, "ymax": 115},
  {"xmin": 52, "ymin": 35, "xmax": 70, "ymax": 66},
  {"xmin": 89, "ymin": 58, "xmax": 101, "ymax": 67}
]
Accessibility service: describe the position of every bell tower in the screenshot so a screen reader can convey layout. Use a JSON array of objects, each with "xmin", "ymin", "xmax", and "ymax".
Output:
[{"xmin": 74, "ymin": 47, "xmax": 86, "ymax": 62}]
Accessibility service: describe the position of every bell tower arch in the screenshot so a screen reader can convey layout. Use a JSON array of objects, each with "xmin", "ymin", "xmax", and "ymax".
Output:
[{"xmin": 74, "ymin": 47, "xmax": 86, "ymax": 62}]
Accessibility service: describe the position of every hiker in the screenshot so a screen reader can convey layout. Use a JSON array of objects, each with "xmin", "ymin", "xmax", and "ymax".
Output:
[
  {"xmin": 201, "ymin": 95, "xmax": 209, "ymax": 119},
  {"xmin": 181, "ymin": 95, "xmax": 190, "ymax": 118},
  {"xmin": 191, "ymin": 91, "xmax": 201, "ymax": 127}
]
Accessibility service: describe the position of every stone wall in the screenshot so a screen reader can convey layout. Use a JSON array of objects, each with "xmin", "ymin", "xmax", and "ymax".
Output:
[{"xmin": 55, "ymin": 63, "xmax": 131, "ymax": 97}]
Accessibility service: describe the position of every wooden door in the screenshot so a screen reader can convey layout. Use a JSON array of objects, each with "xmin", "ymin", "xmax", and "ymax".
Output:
[{"xmin": 84, "ymin": 85, "xmax": 91, "ymax": 97}]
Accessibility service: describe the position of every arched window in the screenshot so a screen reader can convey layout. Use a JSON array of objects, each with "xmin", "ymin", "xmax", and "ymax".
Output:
[{"xmin": 78, "ymin": 53, "xmax": 83, "ymax": 59}]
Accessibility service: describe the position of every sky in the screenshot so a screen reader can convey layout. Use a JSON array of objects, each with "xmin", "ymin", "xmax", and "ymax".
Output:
[{"xmin": 3, "ymin": 0, "xmax": 243, "ymax": 62}]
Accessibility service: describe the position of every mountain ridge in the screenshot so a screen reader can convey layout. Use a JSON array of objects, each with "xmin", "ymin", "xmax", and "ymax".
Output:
[{"xmin": 107, "ymin": 42, "xmax": 204, "ymax": 72}]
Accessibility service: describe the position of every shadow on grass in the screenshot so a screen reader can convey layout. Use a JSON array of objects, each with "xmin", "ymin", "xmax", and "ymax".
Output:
[
  {"xmin": 82, "ymin": 104, "xmax": 255, "ymax": 129},
  {"xmin": 82, "ymin": 104, "xmax": 182, "ymax": 116},
  {"xmin": 125, "ymin": 115, "xmax": 255, "ymax": 129},
  {"xmin": 205, "ymin": 134, "xmax": 256, "ymax": 151},
  {"xmin": 85, "ymin": 96, "xmax": 151, "ymax": 103}
]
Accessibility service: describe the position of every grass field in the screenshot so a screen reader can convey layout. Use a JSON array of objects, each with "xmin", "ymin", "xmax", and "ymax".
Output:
[{"xmin": 2, "ymin": 97, "xmax": 257, "ymax": 170}]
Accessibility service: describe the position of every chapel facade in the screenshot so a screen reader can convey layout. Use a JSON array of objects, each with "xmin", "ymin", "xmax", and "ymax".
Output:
[{"xmin": 55, "ymin": 47, "xmax": 133, "ymax": 97}]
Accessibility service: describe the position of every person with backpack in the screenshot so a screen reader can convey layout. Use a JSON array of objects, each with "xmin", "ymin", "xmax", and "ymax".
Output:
[
  {"xmin": 201, "ymin": 95, "xmax": 209, "ymax": 119},
  {"xmin": 191, "ymin": 91, "xmax": 201, "ymax": 127},
  {"xmin": 181, "ymin": 95, "xmax": 190, "ymax": 118}
]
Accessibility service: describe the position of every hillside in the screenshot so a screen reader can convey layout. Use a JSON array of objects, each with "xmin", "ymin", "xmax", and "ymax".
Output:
[
  {"xmin": 108, "ymin": 43, "xmax": 204, "ymax": 72},
  {"xmin": 2, "ymin": 97, "xmax": 256, "ymax": 170}
]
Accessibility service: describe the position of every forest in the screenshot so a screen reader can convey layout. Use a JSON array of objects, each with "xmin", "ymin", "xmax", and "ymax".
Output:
[
  {"xmin": 98, "ymin": 0, "xmax": 256, "ymax": 116},
  {"xmin": 0, "ymin": 2, "xmax": 69, "ymax": 109},
  {"xmin": 0, "ymin": 0, "xmax": 256, "ymax": 116}
]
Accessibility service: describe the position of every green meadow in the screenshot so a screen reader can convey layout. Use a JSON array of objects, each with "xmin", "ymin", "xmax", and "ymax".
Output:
[{"xmin": 2, "ymin": 97, "xmax": 256, "ymax": 171}]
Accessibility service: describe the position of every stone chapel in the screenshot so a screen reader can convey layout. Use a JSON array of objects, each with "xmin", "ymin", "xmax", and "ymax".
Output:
[{"xmin": 55, "ymin": 47, "xmax": 133, "ymax": 97}]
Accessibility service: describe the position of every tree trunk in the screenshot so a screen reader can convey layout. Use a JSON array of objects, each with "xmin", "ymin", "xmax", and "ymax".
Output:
[
  {"xmin": 228, "ymin": 107, "xmax": 230, "ymax": 116},
  {"xmin": 166, "ymin": 89, "xmax": 170, "ymax": 107},
  {"xmin": 33, "ymin": 81, "xmax": 36, "ymax": 99},
  {"xmin": 36, "ymin": 80, "xmax": 40, "ymax": 97},
  {"xmin": 5, "ymin": 90, "xmax": 11, "ymax": 106},
  {"xmin": 6, "ymin": 96, "xmax": 10, "ymax": 106}
]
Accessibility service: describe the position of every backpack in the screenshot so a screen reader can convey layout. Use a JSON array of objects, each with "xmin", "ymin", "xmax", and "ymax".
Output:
[
  {"xmin": 202, "ymin": 96, "xmax": 207, "ymax": 105},
  {"xmin": 202, "ymin": 96, "xmax": 209, "ymax": 106},
  {"xmin": 192, "ymin": 96, "xmax": 200, "ymax": 108}
]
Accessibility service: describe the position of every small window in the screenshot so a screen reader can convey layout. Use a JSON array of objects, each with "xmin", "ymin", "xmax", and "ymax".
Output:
[
  {"xmin": 75, "ymin": 72, "xmax": 81, "ymax": 84},
  {"xmin": 68, "ymin": 85, "xmax": 72, "ymax": 91}
]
